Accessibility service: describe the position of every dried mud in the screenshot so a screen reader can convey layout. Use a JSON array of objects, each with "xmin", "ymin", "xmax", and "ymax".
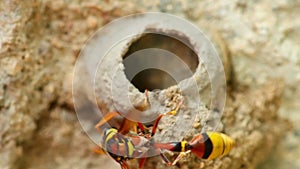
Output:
[{"xmin": 1, "ymin": 1, "xmax": 299, "ymax": 169}]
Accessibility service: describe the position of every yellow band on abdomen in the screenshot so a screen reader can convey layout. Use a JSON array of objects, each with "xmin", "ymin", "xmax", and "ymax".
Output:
[{"xmin": 206, "ymin": 132, "xmax": 234, "ymax": 160}]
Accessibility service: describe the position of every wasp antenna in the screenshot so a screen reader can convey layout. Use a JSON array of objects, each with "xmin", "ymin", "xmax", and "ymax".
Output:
[
  {"xmin": 167, "ymin": 98, "xmax": 184, "ymax": 115},
  {"xmin": 135, "ymin": 89, "xmax": 151, "ymax": 111},
  {"xmin": 144, "ymin": 89, "xmax": 151, "ymax": 108}
]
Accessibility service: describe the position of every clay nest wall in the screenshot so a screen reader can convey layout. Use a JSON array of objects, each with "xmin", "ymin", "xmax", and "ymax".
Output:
[{"xmin": 1, "ymin": 0, "xmax": 299, "ymax": 169}]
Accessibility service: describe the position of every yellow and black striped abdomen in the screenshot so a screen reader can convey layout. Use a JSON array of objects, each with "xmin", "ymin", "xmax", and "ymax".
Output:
[
  {"xmin": 205, "ymin": 132, "xmax": 234, "ymax": 159},
  {"xmin": 188, "ymin": 132, "xmax": 234, "ymax": 160}
]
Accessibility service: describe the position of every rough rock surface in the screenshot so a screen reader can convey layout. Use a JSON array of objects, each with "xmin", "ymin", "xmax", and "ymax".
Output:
[{"xmin": 0, "ymin": 0, "xmax": 299, "ymax": 169}]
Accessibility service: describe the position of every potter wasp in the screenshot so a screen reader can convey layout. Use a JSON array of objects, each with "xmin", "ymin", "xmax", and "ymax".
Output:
[{"xmin": 94, "ymin": 91, "xmax": 234, "ymax": 169}]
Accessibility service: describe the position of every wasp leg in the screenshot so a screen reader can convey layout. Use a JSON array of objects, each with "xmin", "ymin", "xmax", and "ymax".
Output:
[
  {"xmin": 119, "ymin": 119, "xmax": 138, "ymax": 134},
  {"xmin": 120, "ymin": 161, "xmax": 129, "ymax": 169},
  {"xmin": 137, "ymin": 122, "xmax": 147, "ymax": 135},
  {"xmin": 138, "ymin": 158, "xmax": 147, "ymax": 169},
  {"xmin": 151, "ymin": 114, "xmax": 164, "ymax": 137},
  {"xmin": 151, "ymin": 100, "xmax": 184, "ymax": 137},
  {"xmin": 119, "ymin": 90, "xmax": 151, "ymax": 135},
  {"xmin": 159, "ymin": 150, "xmax": 172, "ymax": 166},
  {"xmin": 171, "ymin": 151, "xmax": 191, "ymax": 166},
  {"xmin": 95, "ymin": 111, "xmax": 120, "ymax": 133}
]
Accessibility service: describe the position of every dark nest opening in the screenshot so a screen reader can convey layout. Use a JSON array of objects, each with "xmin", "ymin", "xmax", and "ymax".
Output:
[{"xmin": 123, "ymin": 31, "xmax": 199, "ymax": 92}]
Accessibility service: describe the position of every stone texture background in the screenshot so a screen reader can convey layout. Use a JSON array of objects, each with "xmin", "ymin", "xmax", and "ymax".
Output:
[{"xmin": 0, "ymin": 0, "xmax": 299, "ymax": 169}]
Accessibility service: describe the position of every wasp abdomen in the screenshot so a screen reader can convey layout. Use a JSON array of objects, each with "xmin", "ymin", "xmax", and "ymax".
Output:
[{"xmin": 189, "ymin": 132, "xmax": 235, "ymax": 160}]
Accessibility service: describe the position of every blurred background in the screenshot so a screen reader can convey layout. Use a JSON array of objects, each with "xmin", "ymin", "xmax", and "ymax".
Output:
[{"xmin": 0, "ymin": 0, "xmax": 299, "ymax": 169}]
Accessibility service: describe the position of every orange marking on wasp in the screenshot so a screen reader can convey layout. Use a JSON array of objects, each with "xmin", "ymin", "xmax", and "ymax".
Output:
[{"xmin": 94, "ymin": 90, "xmax": 235, "ymax": 169}]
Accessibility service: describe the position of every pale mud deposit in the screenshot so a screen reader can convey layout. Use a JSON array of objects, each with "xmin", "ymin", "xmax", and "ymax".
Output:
[{"xmin": 1, "ymin": 1, "xmax": 299, "ymax": 169}]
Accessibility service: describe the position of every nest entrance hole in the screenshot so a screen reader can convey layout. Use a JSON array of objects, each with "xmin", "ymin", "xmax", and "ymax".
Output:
[{"xmin": 123, "ymin": 32, "xmax": 199, "ymax": 92}]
